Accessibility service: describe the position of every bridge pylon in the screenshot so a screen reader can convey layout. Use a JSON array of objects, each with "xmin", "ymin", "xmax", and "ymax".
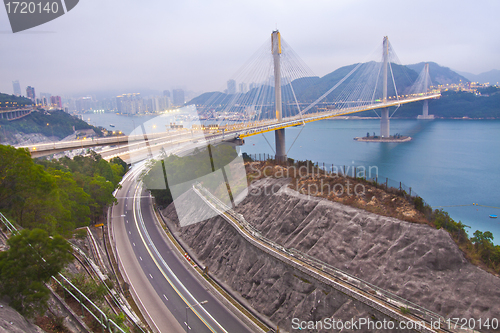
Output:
[
  {"xmin": 272, "ymin": 30, "xmax": 287, "ymax": 162},
  {"xmin": 417, "ymin": 63, "xmax": 435, "ymax": 120},
  {"xmin": 380, "ymin": 36, "xmax": 390, "ymax": 138}
]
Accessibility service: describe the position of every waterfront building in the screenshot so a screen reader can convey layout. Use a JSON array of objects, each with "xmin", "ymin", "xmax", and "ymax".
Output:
[
  {"xmin": 239, "ymin": 82, "xmax": 248, "ymax": 93},
  {"xmin": 227, "ymin": 79, "xmax": 236, "ymax": 94},
  {"xmin": 26, "ymin": 86, "xmax": 35, "ymax": 102},
  {"xmin": 172, "ymin": 89, "xmax": 185, "ymax": 107}
]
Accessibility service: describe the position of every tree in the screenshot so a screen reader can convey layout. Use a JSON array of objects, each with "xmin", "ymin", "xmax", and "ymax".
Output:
[
  {"xmin": 49, "ymin": 169, "xmax": 91, "ymax": 228},
  {"xmin": 0, "ymin": 229, "xmax": 73, "ymax": 317},
  {"xmin": 472, "ymin": 230, "xmax": 495, "ymax": 262},
  {"xmin": 110, "ymin": 157, "xmax": 129, "ymax": 175},
  {"xmin": 0, "ymin": 145, "xmax": 65, "ymax": 234},
  {"xmin": 86, "ymin": 175, "xmax": 117, "ymax": 223},
  {"xmin": 471, "ymin": 230, "xmax": 494, "ymax": 248},
  {"xmin": 109, "ymin": 163, "xmax": 125, "ymax": 187}
]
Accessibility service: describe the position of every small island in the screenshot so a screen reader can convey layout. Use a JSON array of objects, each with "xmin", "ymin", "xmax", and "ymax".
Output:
[{"xmin": 354, "ymin": 132, "xmax": 411, "ymax": 142}]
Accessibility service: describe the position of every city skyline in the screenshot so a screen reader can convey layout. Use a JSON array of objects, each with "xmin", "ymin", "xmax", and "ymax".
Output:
[{"xmin": 0, "ymin": 0, "xmax": 499, "ymax": 97}]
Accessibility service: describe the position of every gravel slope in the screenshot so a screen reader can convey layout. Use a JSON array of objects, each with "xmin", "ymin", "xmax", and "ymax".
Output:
[{"xmin": 163, "ymin": 178, "xmax": 500, "ymax": 332}]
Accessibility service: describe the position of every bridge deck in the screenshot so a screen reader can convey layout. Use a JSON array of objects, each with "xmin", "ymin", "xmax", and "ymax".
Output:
[
  {"xmin": 18, "ymin": 92, "xmax": 440, "ymax": 158},
  {"xmin": 236, "ymin": 93, "xmax": 440, "ymax": 138}
]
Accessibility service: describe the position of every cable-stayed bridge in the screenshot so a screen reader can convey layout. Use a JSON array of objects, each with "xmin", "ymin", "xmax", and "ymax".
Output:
[{"xmin": 19, "ymin": 32, "xmax": 440, "ymax": 159}]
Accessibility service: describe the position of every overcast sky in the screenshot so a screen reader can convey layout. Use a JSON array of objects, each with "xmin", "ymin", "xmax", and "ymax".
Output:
[{"xmin": 1, "ymin": 0, "xmax": 499, "ymax": 97}]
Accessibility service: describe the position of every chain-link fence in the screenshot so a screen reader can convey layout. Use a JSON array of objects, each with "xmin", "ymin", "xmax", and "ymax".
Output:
[{"xmin": 246, "ymin": 153, "xmax": 426, "ymax": 206}]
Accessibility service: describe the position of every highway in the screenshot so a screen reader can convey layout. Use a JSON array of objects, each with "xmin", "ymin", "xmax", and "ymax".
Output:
[
  {"xmin": 193, "ymin": 184, "xmax": 452, "ymax": 333},
  {"xmin": 111, "ymin": 158, "xmax": 255, "ymax": 333}
]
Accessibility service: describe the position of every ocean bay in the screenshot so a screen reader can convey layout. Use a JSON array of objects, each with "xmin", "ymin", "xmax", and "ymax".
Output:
[{"xmin": 84, "ymin": 112, "xmax": 500, "ymax": 243}]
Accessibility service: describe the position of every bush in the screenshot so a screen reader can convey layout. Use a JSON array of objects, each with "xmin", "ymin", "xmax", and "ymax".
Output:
[
  {"xmin": 74, "ymin": 228, "xmax": 88, "ymax": 239},
  {"xmin": 400, "ymin": 306, "xmax": 411, "ymax": 315},
  {"xmin": 69, "ymin": 273, "xmax": 107, "ymax": 303}
]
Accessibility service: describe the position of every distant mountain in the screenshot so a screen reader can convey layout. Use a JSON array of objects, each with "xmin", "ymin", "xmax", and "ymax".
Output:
[
  {"xmin": 297, "ymin": 62, "xmax": 418, "ymax": 103},
  {"xmin": 188, "ymin": 91, "xmax": 229, "ymax": 106},
  {"xmin": 391, "ymin": 86, "xmax": 500, "ymax": 119},
  {"xmin": 406, "ymin": 62, "xmax": 469, "ymax": 86},
  {"xmin": 188, "ymin": 61, "xmax": 472, "ymax": 108},
  {"xmin": 455, "ymin": 69, "xmax": 500, "ymax": 85}
]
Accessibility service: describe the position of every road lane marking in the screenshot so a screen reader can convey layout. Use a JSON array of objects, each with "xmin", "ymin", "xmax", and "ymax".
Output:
[
  {"xmin": 149, "ymin": 274, "xmax": 153, "ymax": 279},
  {"xmin": 163, "ymin": 294, "xmax": 168, "ymax": 301},
  {"xmin": 139, "ymin": 256, "xmax": 143, "ymax": 261},
  {"xmin": 133, "ymin": 242, "xmax": 136, "ymax": 247},
  {"xmin": 132, "ymin": 184, "xmax": 223, "ymax": 333},
  {"xmin": 112, "ymin": 181, "xmax": 162, "ymax": 333}
]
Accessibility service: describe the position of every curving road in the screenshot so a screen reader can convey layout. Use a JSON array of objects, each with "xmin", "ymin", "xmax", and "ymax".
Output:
[{"xmin": 111, "ymin": 160, "xmax": 255, "ymax": 333}]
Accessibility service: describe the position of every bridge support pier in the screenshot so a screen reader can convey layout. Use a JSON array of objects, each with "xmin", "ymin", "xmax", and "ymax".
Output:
[
  {"xmin": 275, "ymin": 128, "xmax": 286, "ymax": 162},
  {"xmin": 417, "ymin": 100, "xmax": 434, "ymax": 119},
  {"xmin": 380, "ymin": 108, "xmax": 390, "ymax": 138},
  {"xmin": 423, "ymin": 100, "xmax": 428, "ymax": 117}
]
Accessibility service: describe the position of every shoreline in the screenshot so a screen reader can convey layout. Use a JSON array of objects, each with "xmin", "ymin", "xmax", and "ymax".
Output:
[{"xmin": 354, "ymin": 136, "xmax": 412, "ymax": 142}]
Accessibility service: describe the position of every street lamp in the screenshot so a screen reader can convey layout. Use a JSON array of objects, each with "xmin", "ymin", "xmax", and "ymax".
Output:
[
  {"xmin": 185, "ymin": 300, "xmax": 207, "ymax": 332},
  {"xmin": 47, "ymin": 122, "xmax": 54, "ymax": 145}
]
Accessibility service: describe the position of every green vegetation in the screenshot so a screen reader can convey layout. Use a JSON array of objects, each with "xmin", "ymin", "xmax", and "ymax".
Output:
[
  {"xmin": 399, "ymin": 306, "xmax": 411, "ymax": 315},
  {"xmin": 0, "ymin": 146, "xmax": 128, "ymax": 318},
  {"xmin": 0, "ymin": 229, "xmax": 73, "ymax": 317},
  {"xmin": 67, "ymin": 272, "xmax": 107, "ymax": 303},
  {"xmin": 414, "ymin": 200, "xmax": 500, "ymax": 273},
  {"xmin": 0, "ymin": 93, "xmax": 32, "ymax": 109},
  {"xmin": 249, "ymin": 158, "xmax": 500, "ymax": 274},
  {"xmin": 0, "ymin": 109, "xmax": 102, "ymax": 143},
  {"xmin": 389, "ymin": 88, "xmax": 500, "ymax": 118},
  {"xmin": 0, "ymin": 146, "xmax": 127, "ymax": 236},
  {"xmin": 143, "ymin": 144, "xmax": 238, "ymax": 207}
]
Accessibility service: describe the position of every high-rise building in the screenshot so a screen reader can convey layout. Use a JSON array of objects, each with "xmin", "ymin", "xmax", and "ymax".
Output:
[
  {"xmin": 12, "ymin": 80, "xmax": 21, "ymax": 96},
  {"xmin": 239, "ymin": 82, "xmax": 248, "ymax": 94},
  {"xmin": 227, "ymin": 79, "xmax": 236, "ymax": 94},
  {"xmin": 26, "ymin": 86, "xmax": 35, "ymax": 102},
  {"xmin": 116, "ymin": 93, "xmax": 143, "ymax": 114},
  {"xmin": 75, "ymin": 97, "xmax": 93, "ymax": 113},
  {"xmin": 163, "ymin": 90, "xmax": 171, "ymax": 98},
  {"xmin": 172, "ymin": 89, "xmax": 185, "ymax": 106},
  {"xmin": 51, "ymin": 96, "xmax": 62, "ymax": 108},
  {"xmin": 161, "ymin": 96, "xmax": 171, "ymax": 110},
  {"xmin": 40, "ymin": 93, "xmax": 51, "ymax": 105}
]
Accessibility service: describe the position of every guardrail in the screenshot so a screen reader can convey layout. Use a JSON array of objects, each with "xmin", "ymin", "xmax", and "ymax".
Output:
[
  {"xmin": 0, "ymin": 212, "xmax": 129, "ymax": 333},
  {"xmin": 73, "ymin": 232, "xmax": 147, "ymax": 333},
  {"xmin": 235, "ymin": 93, "xmax": 441, "ymax": 138}
]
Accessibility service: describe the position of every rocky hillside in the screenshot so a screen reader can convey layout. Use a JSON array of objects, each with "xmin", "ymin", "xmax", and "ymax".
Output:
[
  {"xmin": 162, "ymin": 178, "xmax": 500, "ymax": 332},
  {"xmin": 0, "ymin": 300, "xmax": 44, "ymax": 333}
]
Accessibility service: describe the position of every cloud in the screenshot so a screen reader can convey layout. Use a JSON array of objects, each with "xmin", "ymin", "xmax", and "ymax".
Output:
[{"xmin": 0, "ymin": 0, "xmax": 498, "ymax": 96}]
